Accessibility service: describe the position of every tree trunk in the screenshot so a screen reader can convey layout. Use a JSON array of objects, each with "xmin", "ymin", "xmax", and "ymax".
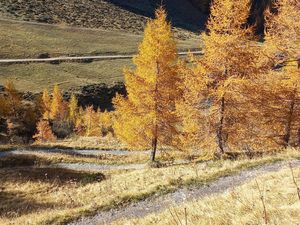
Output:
[
  {"xmin": 298, "ymin": 128, "xmax": 300, "ymax": 147},
  {"xmin": 151, "ymin": 61, "xmax": 159, "ymax": 162},
  {"xmin": 216, "ymin": 96, "xmax": 225, "ymax": 155},
  {"xmin": 283, "ymin": 90, "xmax": 296, "ymax": 148},
  {"xmin": 151, "ymin": 132, "xmax": 158, "ymax": 162}
]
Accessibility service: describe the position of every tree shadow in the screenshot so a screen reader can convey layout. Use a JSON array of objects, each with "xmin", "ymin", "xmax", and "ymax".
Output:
[
  {"xmin": 0, "ymin": 190, "xmax": 58, "ymax": 218},
  {"xmin": 0, "ymin": 154, "xmax": 49, "ymax": 168},
  {"xmin": 0, "ymin": 167, "xmax": 105, "ymax": 184}
]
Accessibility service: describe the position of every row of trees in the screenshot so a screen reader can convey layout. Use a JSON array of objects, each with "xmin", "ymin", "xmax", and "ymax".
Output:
[
  {"xmin": 33, "ymin": 85, "xmax": 114, "ymax": 142},
  {"xmin": 113, "ymin": 0, "xmax": 299, "ymax": 161},
  {"xmin": 0, "ymin": 82, "xmax": 114, "ymax": 143}
]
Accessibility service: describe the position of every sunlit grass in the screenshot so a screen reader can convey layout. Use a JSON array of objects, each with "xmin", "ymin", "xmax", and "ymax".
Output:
[
  {"xmin": 115, "ymin": 160, "xmax": 300, "ymax": 225},
  {"xmin": 0, "ymin": 149, "xmax": 299, "ymax": 225}
]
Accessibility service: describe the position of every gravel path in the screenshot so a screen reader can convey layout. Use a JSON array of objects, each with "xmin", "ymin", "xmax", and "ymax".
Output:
[
  {"xmin": 50, "ymin": 162, "xmax": 146, "ymax": 171},
  {"xmin": 0, "ymin": 51, "xmax": 203, "ymax": 64},
  {"xmin": 69, "ymin": 159, "xmax": 300, "ymax": 225},
  {"xmin": 0, "ymin": 149, "xmax": 150, "ymax": 157},
  {"xmin": 0, "ymin": 149, "xmax": 190, "ymax": 171}
]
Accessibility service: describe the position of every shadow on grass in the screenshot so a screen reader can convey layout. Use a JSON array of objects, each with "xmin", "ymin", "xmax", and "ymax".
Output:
[
  {"xmin": 0, "ymin": 190, "xmax": 58, "ymax": 218},
  {"xmin": 0, "ymin": 154, "xmax": 50, "ymax": 168},
  {"xmin": 0, "ymin": 167, "xmax": 105, "ymax": 184}
]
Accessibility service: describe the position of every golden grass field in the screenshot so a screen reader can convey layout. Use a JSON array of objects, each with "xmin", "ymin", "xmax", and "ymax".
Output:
[{"xmin": 0, "ymin": 148, "xmax": 299, "ymax": 225}]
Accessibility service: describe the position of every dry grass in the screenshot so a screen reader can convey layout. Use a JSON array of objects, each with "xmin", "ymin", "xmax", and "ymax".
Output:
[
  {"xmin": 0, "ymin": 20, "xmax": 199, "ymax": 59},
  {"xmin": 115, "ymin": 161, "xmax": 300, "ymax": 225},
  {"xmin": 17, "ymin": 151, "xmax": 149, "ymax": 166},
  {"xmin": 0, "ymin": 149, "xmax": 299, "ymax": 225},
  {"xmin": 33, "ymin": 136, "xmax": 127, "ymax": 150},
  {"xmin": 0, "ymin": 59, "xmax": 131, "ymax": 92},
  {"xmin": 0, "ymin": 19, "xmax": 200, "ymax": 92}
]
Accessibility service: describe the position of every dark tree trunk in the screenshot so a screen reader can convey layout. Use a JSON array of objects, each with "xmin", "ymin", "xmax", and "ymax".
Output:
[
  {"xmin": 298, "ymin": 128, "xmax": 300, "ymax": 146},
  {"xmin": 216, "ymin": 96, "xmax": 225, "ymax": 155},
  {"xmin": 151, "ymin": 132, "xmax": 158, "ymax": 162},
  {"xmin": 283, "ymin": 90, "xmax": 296, "ymax": 148},
  {"xmin": 151, "ymin": 61, "xmax": 159, "ymax": 162}
]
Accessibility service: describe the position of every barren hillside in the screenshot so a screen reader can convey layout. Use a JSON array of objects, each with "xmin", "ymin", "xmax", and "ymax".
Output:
[{"xmin": 0, "ymin": 0, "xmax": 206, "ymax": 34}]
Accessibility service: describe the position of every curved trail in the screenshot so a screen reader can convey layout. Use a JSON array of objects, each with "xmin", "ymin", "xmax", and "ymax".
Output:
[
  {"xmin": 69, "ymin": 159, "xmax": 300, "ymax": 225},
  {"xmin": 0, "ymin": 149, "xmax": 189, "ymax": 171}
]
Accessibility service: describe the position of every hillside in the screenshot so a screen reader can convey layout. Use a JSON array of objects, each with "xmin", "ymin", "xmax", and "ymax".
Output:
[
  {"xmin": 0, "ymin": 0, "xmax": 206, "ymax": 34},
  {"xmin": 0, "ymin": 0, "xmax": 202, "ymax": 92},
  {"xmin": 0, "ymin": 0, "xmax": 273, "ymax": 34},
  {"xmin": 0, "ymin": 19, "xmax": 200, "ymax": 92},
  {"xmin": 0, "ymin": 0, "xmax": 272, "ymax": 92}
]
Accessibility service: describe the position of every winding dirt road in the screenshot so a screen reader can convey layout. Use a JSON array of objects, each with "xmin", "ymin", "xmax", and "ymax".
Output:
[{"xmin": 69, "ymin": 159, "xmax": 300, "ymax": 225}]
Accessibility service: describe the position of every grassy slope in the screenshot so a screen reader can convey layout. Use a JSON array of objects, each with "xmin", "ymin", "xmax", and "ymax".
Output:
[
  {"xmin": 0, "ymin": 20, "xmax": 199, "ymax": 59},
  {"xmin": 117, "ymin": 163, "xmax": 300, "ymax": 224},
  {"xmin": 0, "ymin": 0, "xmax": 205, "ymax": 34},
  {"xmin": 0, "ymin": 150, "xmax": 299, "ymax": 225},
  {"xmin": 0, "ymin": 20, "xmax": 200, "ymax": 92},
  {"xmin": 0, "ymin": 59, "xmax": 131, "ymax": 92}
]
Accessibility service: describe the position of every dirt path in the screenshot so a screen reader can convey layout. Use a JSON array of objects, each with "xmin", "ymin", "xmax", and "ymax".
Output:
[
  {"xmin": 0, "ymin": 149, "xmax": 188, "ymax": 171},
  {"xmin": 0, "ymin": 149, "xmax": 150, "ymax": 157},
  {"xmin": 0, "ymin": 51, "xmax": 203, "ymax": 64},
  {"xmin": 50, "ymin": 162, "xmax": 146, "ymax": 171},
  {"xmin": 69, "ymin": 159, "xmax": 300, "ymax": 225}
]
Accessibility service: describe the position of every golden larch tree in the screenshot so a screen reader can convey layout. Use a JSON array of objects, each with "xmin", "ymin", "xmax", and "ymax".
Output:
[
  {"xmin": 4, "ymin": 81, "xmax": 21, "ymax": 118},
  {"xmin": 113, "ymin": 7, "xmax": 181, "ymax": 161},
  {"xmin": 259, "ymin": 0, "xmax": 300, "ymax": 147},
  {"xmin": 50, "ymin": 84, "xmax": 67, "ymax": 120},
  {"xmin": 178, "ymin": 0, "xmax": 264, "ymax": 156},
  {"xmin": 33, "ymin": 119, "xmax": 56, "ymax": 142},
  {"xmin": 68, "ymin": 94, "xmax": 78, "ymax": 125},
  {"xmin": 81, "ymin": 106, "xmax": 100, "ymax": 136},
  {"xmin": 42, "ymin": 89, "xmax": 51, "ymax": 120}
]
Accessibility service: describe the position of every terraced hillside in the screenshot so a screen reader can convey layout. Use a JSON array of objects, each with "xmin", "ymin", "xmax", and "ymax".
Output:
[{"xmin": 0, "ymin": 0, "xmax": 206, "ymax": 34}]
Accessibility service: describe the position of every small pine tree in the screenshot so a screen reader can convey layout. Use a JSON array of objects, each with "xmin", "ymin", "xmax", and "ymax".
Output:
[{"xmin": 33, "ymin": 119, "xmax": 56, "ymax": 142}]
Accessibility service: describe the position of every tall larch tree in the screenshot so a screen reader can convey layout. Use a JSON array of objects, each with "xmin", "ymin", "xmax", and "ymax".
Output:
[
  {"xmin": 42, "ymin": 89, "xmax": 51, "ymax": 120},
  {"xmin": 261, "ymin": 0, "xmax": 300, "ymax": 147},
  {"xmin": 68, "ymin": 94, "xmax": 78, "ymax": 125},
  {"xmin": 4, "ymin": 81, "xmax": 21, "ymax": 118},
  {"xmin": 113, "ymin": 7, "xmax": 181, "ymax": 161},
  {"xmin": 50, "ymin": 84, "xmax": 67, "ymax": 120},
  {"xmin": 178, "ymin": 0, "xmax": 264, "ymax": 156}
]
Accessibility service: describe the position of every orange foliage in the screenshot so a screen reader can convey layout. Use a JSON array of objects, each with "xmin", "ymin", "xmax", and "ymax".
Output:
[
  {"xmin": 113, "ymin": 7, "xmax": 181, "ymax": 161},
  {"xmin": 33, "ymin": 119, "xmax": 56, "ymax": 142},
  {"xmin": 50, "ymin": 84, "xmax": 68, "ymax": 120}
]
